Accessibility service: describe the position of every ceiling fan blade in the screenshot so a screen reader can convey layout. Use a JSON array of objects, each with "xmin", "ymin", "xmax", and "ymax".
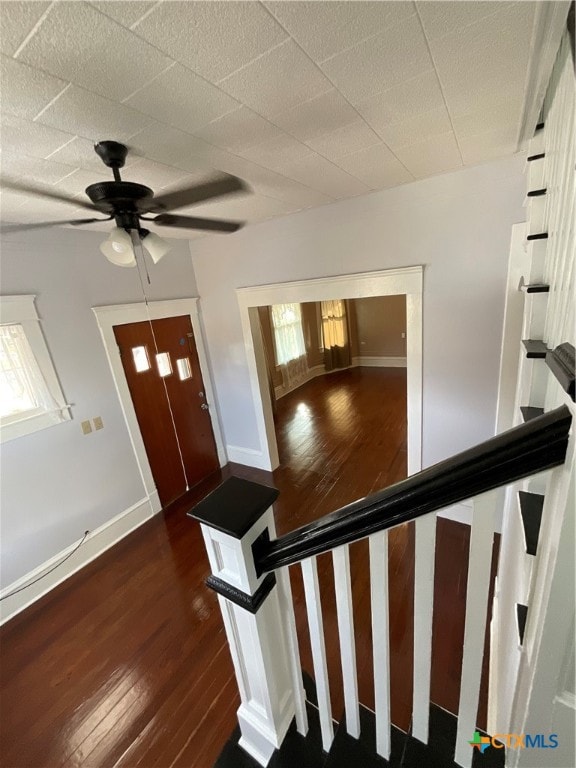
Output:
[
  {"xmin": 152, "ymin": 213, "xmax": 243, "ymax": 233},
  {"xmin": 141, "ymin": 175, "xmax": 247, "ymax": 214},
  {"xmin": 1, "ymin": 180, "xmax": 97, "ymax": 211},
  {"xmin": 1, "ymin": 217, "xmax": 112, "ymax": 233}
]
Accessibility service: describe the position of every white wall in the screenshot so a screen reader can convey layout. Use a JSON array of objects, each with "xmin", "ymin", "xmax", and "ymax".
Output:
[
  {"xmin": 191, "ymin": 155, "xmax": 526, "ymax": 472},
  {"xmin": 0, "ymin": 227, "xmax": 198, "ymax": 587}
]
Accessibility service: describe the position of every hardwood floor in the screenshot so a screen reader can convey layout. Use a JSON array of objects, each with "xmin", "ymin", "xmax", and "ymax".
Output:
[{"xmin": 0, "ymin": 368, "xmax": 497, "ymax": 767}]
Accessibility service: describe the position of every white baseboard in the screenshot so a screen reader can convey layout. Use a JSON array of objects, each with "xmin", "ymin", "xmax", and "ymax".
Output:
[
  {"xmin": 274, "ymin": 364, "xmax": 325, "ymax": 400},
  {"xmin": 352, "ymin": 355, "xmax": 407, "ymax": 368},
  {"xmin": 226, "ymin": 444, "xmax": 271, "ymax": 470},
  {"xmin": 273, "ymin": 358, "xmax": 406, "ymax": 399},
  {"xmin": 0, "ymin": 496, "xmax": 156, "ymax": 625}
]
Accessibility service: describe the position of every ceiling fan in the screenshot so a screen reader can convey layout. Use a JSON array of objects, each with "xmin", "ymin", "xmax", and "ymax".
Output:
[{"xmin": 1, "ymin": 140, "xmax": 247, "ymax": 266}]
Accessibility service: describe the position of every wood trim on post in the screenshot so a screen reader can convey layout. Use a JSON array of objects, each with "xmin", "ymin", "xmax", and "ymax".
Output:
[
  {"xmin": 205, "ymin": 573, "xmax": 277, "ymax": 614},
  {"xmin": 189, "ymin": 477, "xmax": 300, "ymax": 766}
]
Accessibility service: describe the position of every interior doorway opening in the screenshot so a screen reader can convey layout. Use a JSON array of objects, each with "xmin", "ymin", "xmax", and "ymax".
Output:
[
  {"xmin": 237, "ymin": 267, "xmax": 423, "ymax": 476},
  {"xmin": 257, "ymin": 296, "xmax": 409, "ymax": 491}
]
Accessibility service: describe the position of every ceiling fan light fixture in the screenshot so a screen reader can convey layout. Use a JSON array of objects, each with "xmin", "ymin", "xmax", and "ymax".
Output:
[
  {"xmin": 100, "ymin": 227, "xmax": 136, "ymax": 267},
  {"xmin": 140, "ymin": 230, "xmax": 171, "ymax": 264}
]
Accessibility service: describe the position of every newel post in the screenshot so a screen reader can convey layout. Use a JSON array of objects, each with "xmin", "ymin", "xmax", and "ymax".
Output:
[{"xmin": 189, "ymin": 477, "xmax": 297, "ymax": 766}]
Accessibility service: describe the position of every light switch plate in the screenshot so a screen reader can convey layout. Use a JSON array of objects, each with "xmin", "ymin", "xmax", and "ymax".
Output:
[
  {"xmin": 81, "ymin": 420, "xmax": 92, "ymax": 435},
  {"xmin": 93, "ymin": 416, "xmax": 104, "ymax": 431}
]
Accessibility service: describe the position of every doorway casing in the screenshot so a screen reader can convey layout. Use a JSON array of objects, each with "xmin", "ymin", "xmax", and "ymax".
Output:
[
  {"xmin": 237, "ymin": 266, "xmax": 423, "ymax": 474},
  {"xmin": 93, "ymin": 298, "xmax": 226, "ymax": 513}
]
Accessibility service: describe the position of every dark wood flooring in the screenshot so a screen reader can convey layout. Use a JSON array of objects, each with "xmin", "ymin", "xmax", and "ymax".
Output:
[{"xmin": 0, "ymin": 368, "xmax": 498, "ymax": 767}]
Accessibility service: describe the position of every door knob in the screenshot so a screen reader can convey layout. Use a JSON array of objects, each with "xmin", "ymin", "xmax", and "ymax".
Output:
[{"xmin": 200, "ymin": 403, "xmax": 209, "ymax": 410}]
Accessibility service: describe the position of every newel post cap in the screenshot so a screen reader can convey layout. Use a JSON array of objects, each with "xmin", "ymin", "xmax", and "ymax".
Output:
[{"xmin": 188, "ymin": 476, "xmax": 279, "ymax": 537}]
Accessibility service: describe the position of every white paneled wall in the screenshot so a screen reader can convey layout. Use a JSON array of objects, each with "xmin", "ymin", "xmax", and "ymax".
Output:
[
  {"xmin": 489, "ymin": 32, "xmax": 576, "ymax": 765},
  {"xmin": 541, "ymin": 35, "xmax": 576, "ymax": 350}
]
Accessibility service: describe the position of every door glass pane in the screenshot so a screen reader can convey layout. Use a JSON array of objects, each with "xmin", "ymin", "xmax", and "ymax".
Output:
[
  {"xmin": 132, "ymin": 346, "xmax": 150, "ymax": 373},
  {"xmin": 176, "ymin": 357, "xmax": 192, "ymax": 381},
  {"xmin": 156, "ymin": 352, "xmax": 172, "ymax": 377}
]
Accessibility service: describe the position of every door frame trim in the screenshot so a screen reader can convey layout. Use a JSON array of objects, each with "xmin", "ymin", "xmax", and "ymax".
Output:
[
  {"xmin": 93, "ymin": 298, "xmax": 226, "ymax": 512},
  {"xmin": 236, "ymin": 266, "xmax": 423, "ymax": 474}
]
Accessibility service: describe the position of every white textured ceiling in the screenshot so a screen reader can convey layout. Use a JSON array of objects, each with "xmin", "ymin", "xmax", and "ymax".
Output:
[{"xmin": 0, "ymin": 1, "xmax": 551, "ymax": 237}]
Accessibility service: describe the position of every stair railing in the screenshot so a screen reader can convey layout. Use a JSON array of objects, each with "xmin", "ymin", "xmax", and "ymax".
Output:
[{"xmin": 189, "ymin": 405, "xmax": 572, "ymax": 768}]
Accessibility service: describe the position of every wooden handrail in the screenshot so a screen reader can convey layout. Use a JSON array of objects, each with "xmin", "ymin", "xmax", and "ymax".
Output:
[{"xmin": 255, "ymin": 406, "xmax": 572, "ymax": 573}]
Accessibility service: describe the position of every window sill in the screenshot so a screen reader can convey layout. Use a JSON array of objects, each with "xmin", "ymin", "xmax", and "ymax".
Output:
[{"xmin": 1, "ymin": 407, "xmax": 72, "ymax": 444}]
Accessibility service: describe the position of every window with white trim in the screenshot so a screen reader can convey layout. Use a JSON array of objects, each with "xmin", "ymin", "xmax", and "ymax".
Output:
[{"xmin": 0, "ymin": 296, "xmax": 70, "ymax": 442}]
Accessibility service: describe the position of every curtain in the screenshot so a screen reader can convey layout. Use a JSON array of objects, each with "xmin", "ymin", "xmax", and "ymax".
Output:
[
  {"xmin": 257, "ymin": 306, "xmax": 278, "ymax": 414},
  {"xmin": 321, "ymin": 299, "xmax": 351, "ymax": 371},
  {"xmin": 0, "ymin": 324, "xmax": 56, "ymax": 419},
  {"xmin": 271, "ymin": 303, "xmax": 308, "ymax": 391}
]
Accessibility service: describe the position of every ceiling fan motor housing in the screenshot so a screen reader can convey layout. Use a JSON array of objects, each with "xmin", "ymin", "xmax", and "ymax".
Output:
[
  {"xmin": 85, "ymin": 181, "xmax": 154, "ymax": 227},
  {"xmin": 94, "ymin": 141, "xmax": 129, "ymax": 169}
]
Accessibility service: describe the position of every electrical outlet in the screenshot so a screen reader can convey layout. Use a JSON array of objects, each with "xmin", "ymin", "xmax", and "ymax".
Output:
[
  {"xmin": 93, "ymin": 416, "xmax": 104, "ymax": 431},
  {"xmin": 81, "ymin": 420, "xmax": 92, "ymax": 435}
]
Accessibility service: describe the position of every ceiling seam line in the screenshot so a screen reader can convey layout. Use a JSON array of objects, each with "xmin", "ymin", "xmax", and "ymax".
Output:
[
  {"xmin": 413, "ymin": 4, "xmax": 464, "ymax": 165},
  {"xmin": 119, "ymin": 61, "xmax": 178, "ymax": 104},
  {"xmin": 315, "ymin": 7, "xmax": 419, "ymax": 65},
  {"xmin": 12, "ymin": 1, "xmax": 56, "ymax": 59},
  {"xmin": 257, "ymin": 1, "xmax": 415, "ymax": 182},
  {"xmin": 26, "ymin": 85, "xmax": 336, "ymax": 208},
  {"xmin": 128, "ymin": 0, "xmax": 163, "ymax": 31},
  {"xmin": 32, "ymin": 82, "xmax": 72, "ymax": 123},
  {"xmin": 423, "ymin": 2, "xmax": 519, "ymax": 48},
  {"xmin": 76, "ymin": 0, "xmax": 288, "ymax": 114},
  {"xmin": 43, "ymin": 134, "xmax": 81, "ymax": 161},
  {"xmin": 12, "ymin": 0, "xmax": 464, "ymax": 209},
  {"xmin": 122, "ymin": 123, "xmax": 337, "ymax": 208},
  {"xmin": 13, "ymin": 4, "xmax": 377, "ymax": 192},
  {"xmin": 214, "ymin": 37, "xmax": 292, "ymax": 86}
]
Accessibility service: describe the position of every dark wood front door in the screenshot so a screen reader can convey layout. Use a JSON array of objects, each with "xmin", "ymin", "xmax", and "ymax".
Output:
[{"xmin": 114, "ymin": 315, "xmax": 219, "ymax": 507}]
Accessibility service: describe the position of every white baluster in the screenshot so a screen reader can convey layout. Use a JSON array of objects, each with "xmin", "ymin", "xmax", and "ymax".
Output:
[
  {"xmin": 301, "ymin": 556, "xmax": 334, "ymax": 752},
  {"xmin": 370, "ymin": 531, "xmax": 391, "ymax": 759},
  {"xmin": 332, "ymin": 544, "xmax": 360, "ymax": 738},
  {"xmin": 277, "ymin": 566, "xmax": 308, "ymax": 736},
  {"xmin": 454, "ymin": 490, "xmax": 497, "ymax": 768},
  {"xmin": 412, "ymin": 513, "xmax": 437, "ymax": 743}
]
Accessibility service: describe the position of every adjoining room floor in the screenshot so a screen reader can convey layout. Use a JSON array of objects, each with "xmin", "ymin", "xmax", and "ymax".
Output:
[{"xmin": 0, "ymin": 367, "xmax": 496, "ymax": 767}]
